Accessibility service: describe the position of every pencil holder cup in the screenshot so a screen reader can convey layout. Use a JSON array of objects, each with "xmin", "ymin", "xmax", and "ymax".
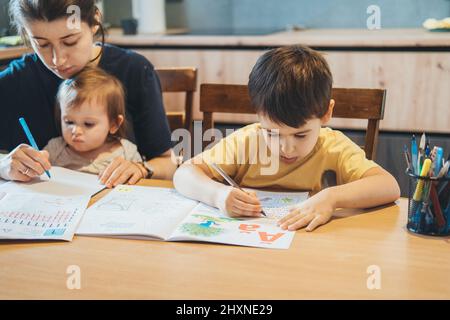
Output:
[{"xmin": 406, "ymin": 170, "xmax": 450, "ymax": 236}]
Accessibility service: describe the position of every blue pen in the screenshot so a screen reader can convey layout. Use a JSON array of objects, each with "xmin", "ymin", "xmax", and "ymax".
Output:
[
  {"xmin": 434, "ymin": 147, "xmax": 443, "ymax": 177},
  {"xmin": 411, "ymin": 135, "xmax": 418, "ymax": 175},
  {"xmin": 18, "ymin": 117, "xmax": 51, "ymax": 179},
  {"xmin": 425, "ymin": 142, "xmax": 430, "ymax": 158}
]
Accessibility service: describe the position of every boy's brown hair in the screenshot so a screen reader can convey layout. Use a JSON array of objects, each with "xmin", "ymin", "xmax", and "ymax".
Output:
[
  {"xmin": 56, "ymin": 66, "xmax": 127, "ymax": 139},
  {"xmin": 248, "ymin": 45, "xmax": 333, "ymax": 128}
]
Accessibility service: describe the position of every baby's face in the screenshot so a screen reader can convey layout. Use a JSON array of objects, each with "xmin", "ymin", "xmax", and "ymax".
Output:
[
  {"xmin": 60, "ymin": 98, "xmax": 115, "ymax": 154},
  {"xmin": 259, "ymin": 115, "xmax": 323, "ymax": 165}
]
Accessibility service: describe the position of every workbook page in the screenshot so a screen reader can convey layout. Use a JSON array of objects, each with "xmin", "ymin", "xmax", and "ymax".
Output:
[
  {"xmin": 253, "ymin": 189, "xmax": 309, "ymax": 219},
  {"xmin": 0, "ymin": 192, "xmax": 90, "ymax": 241},
  {"xmin": 0, "ymin": 167, "xmax": 104, "ymax": 197},
  {"xmin": 168, "ymin": 202, "xmax": 296, "ymax": 249},
  {"xmin": 76, "ymin": 185, "xmax": 198, "ymax": 240}
]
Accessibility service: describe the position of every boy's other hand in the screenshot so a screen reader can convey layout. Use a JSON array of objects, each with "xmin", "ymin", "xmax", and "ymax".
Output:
[
  {"xmin": 278, "ymin": 189, "xmax": 336, "ymax": 232},
  {"xmin": 0, "ymin": 144, "xmax": 51, "ymax": 182},
  {"xmin": 225, "ymin": 188, "xmax": 264, "ymax": 218}
]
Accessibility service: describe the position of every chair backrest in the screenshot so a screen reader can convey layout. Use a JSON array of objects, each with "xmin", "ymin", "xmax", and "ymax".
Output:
[
  {"xmin": 155, "ymin": 67, "xmax": 198, "ymax": 133},
  {"xmin": 200, "ymin": 84, "xmax": 386, "ymax": 160}
]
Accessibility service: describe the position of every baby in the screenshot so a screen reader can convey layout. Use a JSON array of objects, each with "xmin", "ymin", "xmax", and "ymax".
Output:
[{"xmin": 44, "ymin": 66, "xmax": 149, "ymax": 187}]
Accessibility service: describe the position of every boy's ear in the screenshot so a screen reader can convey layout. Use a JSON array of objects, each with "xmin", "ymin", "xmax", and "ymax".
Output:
[
  {"xmin": 110, "ymin": 115, "xmax": 124, "ymax": 134},
  {"xmin": 320, "ymin": 99, "xmax": 335, "ymax": 125}
]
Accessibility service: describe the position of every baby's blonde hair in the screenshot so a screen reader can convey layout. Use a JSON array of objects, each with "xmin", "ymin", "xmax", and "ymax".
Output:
[{"xmin": 56, "ymin": 66, "xmax": 127, "ymax": 139}]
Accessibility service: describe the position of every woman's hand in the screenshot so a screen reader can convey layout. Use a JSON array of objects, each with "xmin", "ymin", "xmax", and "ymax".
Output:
[
  {"xmin": 0, "ymin": 144, "xmax": 51, "ymax": 182},
  {"xmin": 224, "ymin": 188, "xmax": 264, "ymax": 218},
  {"xmin": 99, "ymin": 157, "xmax": 147, "ymax": 188},
  {"xmin": 278, "ymin": 188, "xmax": 336, "ymax": 232}
]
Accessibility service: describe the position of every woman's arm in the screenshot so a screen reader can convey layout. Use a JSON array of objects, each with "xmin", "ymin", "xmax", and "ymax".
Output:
[
  {"xmin": 98, "ymin": 148, "xmax": 177, "ymax": 187},
  {"xmin": 98, "ymin": 52, "xmax": 174, "ymax": 183},
  {"xmin": 146, "ymin": 149, "xmax": 177, "ymax": 180},
  {"xmin": 0, "ymin": 54, "xmax": 59, "ymax": 181},
  {"xmin": 126, "ymin": 56, "xmax": 174, "ymax": 168}
]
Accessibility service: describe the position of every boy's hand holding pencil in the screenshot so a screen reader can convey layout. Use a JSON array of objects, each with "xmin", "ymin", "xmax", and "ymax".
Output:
[
  {"xmin": 224, "ymin": 188, "xmax": 264, "ymax": 218},
  {"xmin": 210, "ymin": 163, "xmax": 265, "ymax": 217}
]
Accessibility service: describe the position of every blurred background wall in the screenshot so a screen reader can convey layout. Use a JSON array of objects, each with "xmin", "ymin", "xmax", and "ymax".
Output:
[{"xmin": 2, "ymin": 0, "xmax": 450, "ymax": 34}]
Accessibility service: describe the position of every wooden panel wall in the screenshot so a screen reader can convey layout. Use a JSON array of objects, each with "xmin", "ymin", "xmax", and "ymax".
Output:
[{"xmin": 137, "ymin": 49, "xmax": 450, "ymax": 133}]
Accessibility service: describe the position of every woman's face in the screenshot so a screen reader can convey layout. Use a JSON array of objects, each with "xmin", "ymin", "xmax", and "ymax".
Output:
[{"xmin": 24, "ymin": 18, "xmax": 99, "ymax": 79}]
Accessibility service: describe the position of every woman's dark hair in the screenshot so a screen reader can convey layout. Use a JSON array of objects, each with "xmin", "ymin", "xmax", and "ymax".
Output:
[
  {"xmin": 248, "ymin": 45, "xmax": 333, "ymax": 128},
  {"xmin": 9, "ymin": 0, "xmax": 105, "ymax": 62}
]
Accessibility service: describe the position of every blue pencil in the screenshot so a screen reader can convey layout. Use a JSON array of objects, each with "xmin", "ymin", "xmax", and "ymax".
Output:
[
  {"xmin": 18, "ymin": 117, "xmax": 51, "ymax": 179},
  {"xmin": 434, "ymin": 147, "xmax": 444, "ymax": 177},
  {"xmin": 411, "ymin": 135, "xmax": 418, "ymax": 175}
]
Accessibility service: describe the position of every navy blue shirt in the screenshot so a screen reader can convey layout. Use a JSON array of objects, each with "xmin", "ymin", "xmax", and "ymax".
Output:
[{"xmin": 0, "ymin": 44, "xmax": 173, "ymax": 159}]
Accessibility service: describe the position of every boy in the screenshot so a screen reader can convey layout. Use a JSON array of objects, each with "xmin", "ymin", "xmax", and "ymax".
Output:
[{"xmin": 174, "ymin": 45, "xmax": 400, "ymax": 232}]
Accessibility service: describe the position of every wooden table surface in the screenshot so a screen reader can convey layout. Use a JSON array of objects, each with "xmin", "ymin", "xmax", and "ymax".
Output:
[{"xmin": 1, "ymin": 180, "xmax": 449, "ymax": 299}]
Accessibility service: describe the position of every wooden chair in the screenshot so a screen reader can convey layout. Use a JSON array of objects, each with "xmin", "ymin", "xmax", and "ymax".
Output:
[
  {"xmin": 200, "ymin": 84, "xmax": 386, "ymax": 160},
  {"xmin": 156, "ymin": 67, "xmax": 198, "ymax": 133}
]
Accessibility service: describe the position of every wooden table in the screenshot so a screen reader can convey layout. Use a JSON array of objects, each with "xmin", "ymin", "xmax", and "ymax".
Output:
[{"xmin": 1, "ymin": 180, "xmax": 449, "ymax": 299}]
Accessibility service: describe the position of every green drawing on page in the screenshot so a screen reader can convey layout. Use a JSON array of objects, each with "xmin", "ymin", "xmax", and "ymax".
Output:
[
  {"xmin": 178, "ymin": 214, "xmax": 235, "ymax": 237},
  {"xmin": 281, "ymin": 197, "xmax": 294, "ymax": 204},
  {"xmin": 179, "ymin": 222, "xmax": 224, "ymax": 237},
  {"xmin": 191, "ymin": 214, "xmax": 237, "ymax": 223}
]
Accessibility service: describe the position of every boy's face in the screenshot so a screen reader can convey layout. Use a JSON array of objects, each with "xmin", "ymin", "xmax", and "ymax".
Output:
[
  {"xmin": 259, "ymin": 100, "xmax": 334, "ymax": 164},
  {"xmin": 60, "ymin": 97, "xmax": 122, "ymax": 154}
]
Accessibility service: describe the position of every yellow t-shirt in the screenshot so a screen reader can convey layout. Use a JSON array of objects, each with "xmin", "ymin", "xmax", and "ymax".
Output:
[{"xmin": 201, "ymin": 123, "xmax": 379, "ymax": 194}]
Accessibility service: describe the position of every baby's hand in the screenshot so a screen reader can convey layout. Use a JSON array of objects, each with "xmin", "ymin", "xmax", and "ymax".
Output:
[
  {"xmin": 278, "ymin": 189, "xmax": 336, "ymax": 232},
  {"xmin": 99, "ymin": 157, "xmax": 146, "ymax": 188},
  {"xmin": 224, "ymin": 188, "xmax": 264, "ymax": 218}
]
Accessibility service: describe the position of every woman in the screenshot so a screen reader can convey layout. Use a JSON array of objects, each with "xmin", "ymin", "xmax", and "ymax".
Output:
[{"xmin": 0, "ymin": 0, "xmax": 176, "ymax": 184}]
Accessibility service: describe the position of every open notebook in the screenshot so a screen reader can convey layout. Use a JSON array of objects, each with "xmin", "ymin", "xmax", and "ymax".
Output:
[
  {"xmin": 76, "ymin": 185, "xmax": 308, "ymax": 249},
  {"xmin": 0, "ymin": 167, "xmax": 104, "ymax": 241}
]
